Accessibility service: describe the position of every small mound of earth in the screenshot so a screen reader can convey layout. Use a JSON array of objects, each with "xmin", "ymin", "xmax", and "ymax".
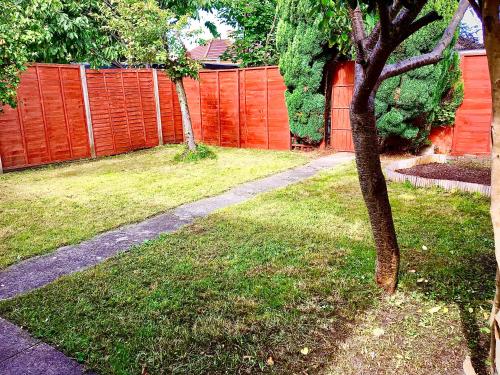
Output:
[{"xmin": 397, "ymin": 162, "xmax": 491, "ymax": 185}]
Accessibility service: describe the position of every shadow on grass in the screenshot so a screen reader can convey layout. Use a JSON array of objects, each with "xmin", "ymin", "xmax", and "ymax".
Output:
[{"xmin": 401, "ymin": 237, "xmax": 495, "ymax": 375}]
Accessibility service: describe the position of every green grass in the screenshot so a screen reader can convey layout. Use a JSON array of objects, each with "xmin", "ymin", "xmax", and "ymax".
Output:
[
  {"xmin": 0, "ymin": 166, "xmax": 494, "ymax": 375},
  {"xmin": 0, "ymin": 145, "xmax": 311, "ymax": 269},
  {"xmin": 0, "ymin": 165, "xmax": 494, "ymax": 374}
]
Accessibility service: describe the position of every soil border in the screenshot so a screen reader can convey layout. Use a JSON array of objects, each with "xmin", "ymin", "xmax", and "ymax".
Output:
[{"xmin": 384, "ymin": 154, "xmax": 491, "ymax": 196}]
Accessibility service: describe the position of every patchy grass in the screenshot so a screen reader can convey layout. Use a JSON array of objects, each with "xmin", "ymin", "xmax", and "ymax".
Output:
[
  {"xmin": 0, "ymin": 145, "xmax": 311, "ymax": 269},
  {"xmin": 173, "ymin": 144, "xmax": 217, "ymax": 162},
  {"xmin": 0, "ymin": 165, "xmax": 494, "ymax": 375}
]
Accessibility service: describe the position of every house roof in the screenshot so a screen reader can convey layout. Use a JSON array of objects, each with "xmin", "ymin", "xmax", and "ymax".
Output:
[
  {"xmin": 456, "ymin": 35, "xmax": 484, "ymax": 51},
  {"xmin": 189, "ymin": 39, "xmax": 232, "ymax": 62}
]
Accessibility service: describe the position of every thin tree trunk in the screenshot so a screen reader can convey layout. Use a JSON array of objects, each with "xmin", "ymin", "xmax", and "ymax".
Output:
[
  {"xmin": 483, "ymin": 1, "xmax": 500, "ymax": 372},
  {"xmin": 322, "ymin": 58, "xmax": 336, "ymax": 147},
  {"xmin": 173, "ymin": 78, "xmax": 196, "ymax": 151},
  {"xmin": 350, "ymin": 68, "xmax": 400, "ymax": 294}
]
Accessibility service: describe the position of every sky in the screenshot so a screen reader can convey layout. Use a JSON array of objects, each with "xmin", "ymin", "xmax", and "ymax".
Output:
[
  {"xmin": 185, "ymin": 10, "xmax": 234, "ymax": 50},
  {"xmin": 184, "ymin": 7, "xmax": 484, "ymax": 51}
]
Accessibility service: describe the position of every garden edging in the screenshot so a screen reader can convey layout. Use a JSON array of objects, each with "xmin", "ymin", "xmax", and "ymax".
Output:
[{"xmin": 384, "ymin": 154, "xmax": 491, "ymax": 196}]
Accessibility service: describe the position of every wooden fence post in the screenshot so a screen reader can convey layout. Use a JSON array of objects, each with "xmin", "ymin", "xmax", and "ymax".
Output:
[
  {"xmin": 152, "ymin": 69, "xmax": 163, "ymax": 146},
  {"xmin": 80, "ymin": 65, "xmax": 96, "ymax": 158}
]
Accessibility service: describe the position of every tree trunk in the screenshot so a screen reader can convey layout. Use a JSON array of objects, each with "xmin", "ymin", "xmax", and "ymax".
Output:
[
  {"xmin": 173, "ymin": 78, "xmax": 197, "ymax": 151},
  {"xmin": 483, "ymin": 2, "xmax": 500, "ymax": 373},
  {"xmin": 350, "ymin": 66, "xmax": 400, "ymax": 294},
  {"xmin": 322, "ymin": 58, "xmax": 336, "ymax": 147}
]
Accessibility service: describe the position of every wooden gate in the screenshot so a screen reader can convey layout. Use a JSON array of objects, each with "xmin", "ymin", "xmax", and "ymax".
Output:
[{"xmin": 330, "ymin": 61, "xmax": 355, "ymax": 152}]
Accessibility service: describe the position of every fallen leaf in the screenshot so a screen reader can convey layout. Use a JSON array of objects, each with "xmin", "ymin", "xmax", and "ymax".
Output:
[
  {"xmin": 372, "ymin": 328, "xmax": 385, "ymax": 337},
  {"xmin": 428, "ymin": 306, "xmax": 441, "ymax": 314},
  {"xmin": 300, "ymin": 347, "xmax": 310, "ymax": 355}
]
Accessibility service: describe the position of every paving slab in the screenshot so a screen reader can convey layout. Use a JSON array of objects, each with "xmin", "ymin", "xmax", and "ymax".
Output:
[{"xmin": 0, "ymin": 318, "xmax": 92, "ymax": 375}]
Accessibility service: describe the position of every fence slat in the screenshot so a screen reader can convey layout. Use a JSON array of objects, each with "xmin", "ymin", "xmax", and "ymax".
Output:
[
  {"xmin": 80, "ymin": 65, "xmax": 96, "ymax": 158},
  {"xmin": 152, "ymin": 69, "xmax": 163, "ymax": 146}
]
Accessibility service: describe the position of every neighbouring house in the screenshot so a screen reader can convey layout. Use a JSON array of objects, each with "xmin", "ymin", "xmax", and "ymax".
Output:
[
  {"xmin": 455, "ymin": 35, "xmax": 484, "ymax": 50},
  {"xmin": 188, "ymin": 39, "xmax": 239, "ymax": 69}
]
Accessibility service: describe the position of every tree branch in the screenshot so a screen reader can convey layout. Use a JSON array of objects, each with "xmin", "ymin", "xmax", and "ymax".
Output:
[
  {"xmin": 377, "ymin": 0, "xmax": 391, "ymax": 38},
  {"xmin": 365, "ymin": 0, "xmax": 402, "ymax": 51},
  {"xmin": 397, "ymin": 10, "xmax": 441, "ymax": 43},
  {"xmin": 379, "ymin": 0, "xmax": 469, "ymax": 82},
  {"xmin": 392, "ymin": 0, "xmax": 427, "ymax": 30},
  {"xmin": 467, "ymin": 0, "xmax": 482, "ymax": 19},
  {"xmin": 350, "ymin": 6, "xmax": 368, "ymax": 64}
]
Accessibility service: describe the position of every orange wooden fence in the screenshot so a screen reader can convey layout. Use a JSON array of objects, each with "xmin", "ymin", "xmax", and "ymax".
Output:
[
  {"xmin": 0, "ymin": 64, "xmax": 91, "ymax": 170},
  {"xmin": 0, "ymin": 55, "xmax": 493, "ymax": 171},
  {"xmin": 333, "ymin": 52, "xmax": 493, "ymax": 155},
  {"xmin": 156, "ymin": 68, "xmax": 290, "ymax": 149},
  {"xmin": 0, "ymin": 65, "xmax": 290, "ymax": 171},
  {"xmin": 85, "ymin": 69, "xmax": 160, "ymax": 157},
  {"xmin": 451, "ymin": 51, "xmax": 492, "ymax": 155}
]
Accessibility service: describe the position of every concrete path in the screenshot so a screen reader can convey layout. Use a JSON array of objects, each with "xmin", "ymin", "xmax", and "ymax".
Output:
[
  {"xmin": 0, "ymin": 317, "xmax": 93, "ymax": 374},
  {"xmin": 0, "ymin": 152, "xmax": 353, "ymax": 374}
]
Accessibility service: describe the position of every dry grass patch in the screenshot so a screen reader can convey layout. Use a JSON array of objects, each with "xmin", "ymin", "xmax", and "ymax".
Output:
[{"xmin": 0, "ymin": 145, "xmax": 312, "ymax": 268}]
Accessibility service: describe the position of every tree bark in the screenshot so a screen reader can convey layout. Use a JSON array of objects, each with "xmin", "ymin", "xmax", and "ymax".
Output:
[
  {"xmin": 483, "ymin": 1, "xmax": 500, "ymax": 373},
  {"xmin": 173, "ymin": 77, "xmax": 197, "ymax": 151},
  {"xmin": 350, "ymin": 70, "xmax": 400, "ymax": 293},
  {"xmin": 322, "ymin": 58, "xmax": 337, "ymax": 147}
]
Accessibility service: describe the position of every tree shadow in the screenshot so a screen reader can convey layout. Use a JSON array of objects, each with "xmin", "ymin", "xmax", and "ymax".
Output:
[{"xmin": 402, "ymin": 249, "xmax": 495, "ymax": 375}]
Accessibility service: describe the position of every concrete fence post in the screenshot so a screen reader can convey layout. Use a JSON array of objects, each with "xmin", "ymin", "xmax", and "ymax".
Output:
[
  {"xmin": 79, "ymin": 65, "xmax": 96, "ymax": 158},
  {"xmin": 152, "ymin": 69, "xmax": 164, "ymax": 146}
]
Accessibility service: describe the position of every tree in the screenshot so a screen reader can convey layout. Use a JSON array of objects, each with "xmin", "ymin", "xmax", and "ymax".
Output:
[
  {"xmin": 276, "ymin": 0, "xmax": 351, "ymax": 144},
  {"xmin": 214, "ymin": 0, "xmax": 279, "ymax": 67},
  {"xmin": 317, "ymin": 0, "xmax": 469, "ymax": 293},
  {"xmin": 0, "ymin": 0, "xmax": 33, "ymax": 110},
  {"xmin": 103, "ymin": 0, "xmax": 200, "ymax": 152},
  {"xmin": 461, "ymin": 2, "xmax": 500, "ymax": 374},
  {"xmin": 0, "ymin": 0, "xmax": 117, "ymax": 110}
]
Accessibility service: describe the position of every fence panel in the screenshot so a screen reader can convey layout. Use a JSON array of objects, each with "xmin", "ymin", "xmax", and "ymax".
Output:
[
  {"xmin": 451, "ymin": 52, "xmax": 492, "ymax": 155},
  {"xmin": 219, "ymin": 70, "xmax": 240, "ymax": 147},
  {"xmin": 179, "ymin": 66, "xmax": 290, "ymax": 151},
  {"xmin": 241, "ymin": 68, "xmax": 269, "ymax": 149},
  {"xmin": 267, "ymin": 67, "xmax": 291, "ymax": 150},
  {"xmin": 0, "ymin": 64, "xmax": 90, "ymax": 170},
  {"xmin": 86, "ymin": 69, "xmax": 159, "ymax": 157},
  {"xmin": 157, "ymin": 73, "xmax": 184, "ymax": 144}
]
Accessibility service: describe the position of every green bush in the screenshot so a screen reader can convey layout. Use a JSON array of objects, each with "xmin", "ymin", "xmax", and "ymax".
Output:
[
  {"xmin": 276, "ymin": 0, "xmax": 349, "ymax": 144},
  {"xmin": 173, "ymin": 144, "xmax": 217, "ymax": 163},
  {"xmin": 375, "ymin": 4, "xmax": 464, "ymax": 152}
]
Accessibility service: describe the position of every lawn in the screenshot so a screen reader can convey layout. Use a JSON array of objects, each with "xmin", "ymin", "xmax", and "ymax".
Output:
[
  {"xmin": 0, "ymin": 165, "xmax": 494, "ymax": 374},
  {"xmin": 0, "ymin": 145, "xmax": 311, "ymax": 269}
]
